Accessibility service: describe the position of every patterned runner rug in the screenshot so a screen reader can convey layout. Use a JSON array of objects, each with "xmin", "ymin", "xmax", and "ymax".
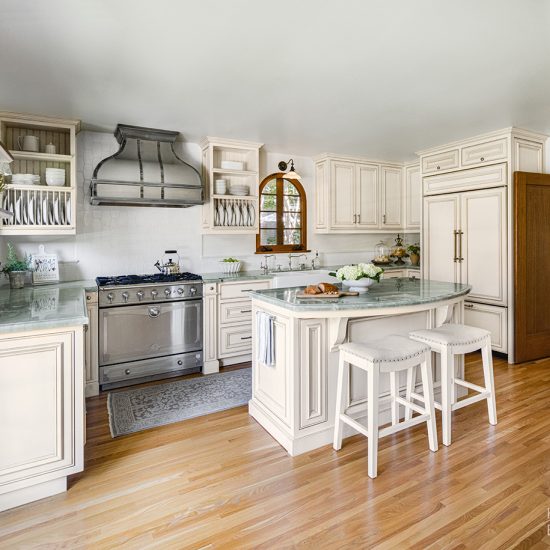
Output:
[{"xmin": 107, "ymin": 368, "xmax": 251, "ymax": 437}]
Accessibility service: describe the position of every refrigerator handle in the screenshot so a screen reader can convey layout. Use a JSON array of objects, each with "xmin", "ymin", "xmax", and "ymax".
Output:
[
  {"xmin": 458, "ymin": 230, "xmax": 464, "ymax": 262},
  {"xmin": 453, "ymin": 230, "xmax": 458, "ymax": 262}
]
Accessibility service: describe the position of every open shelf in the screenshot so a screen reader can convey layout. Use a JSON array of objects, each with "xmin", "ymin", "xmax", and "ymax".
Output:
[
  {"xmin": 212, "ymin": 168, "xmax": 257, "ymax": 177},
  {"xmin": 9, "ymin": 151, "xmax": 73, "ymax": 163},
  {"xmin": 211, "ymin": 193, "xmax": 256, "ymax": 200}
]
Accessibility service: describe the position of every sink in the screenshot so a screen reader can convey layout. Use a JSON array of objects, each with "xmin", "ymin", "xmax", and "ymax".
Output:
[{"xmin": 271, "ymin": 269, "xmax": 339, "ymax": 289}]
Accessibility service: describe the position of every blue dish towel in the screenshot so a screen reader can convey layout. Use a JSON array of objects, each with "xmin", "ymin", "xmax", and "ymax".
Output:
[{"xmin": 256, "ymin": 311, "xmax": 275, "ymax": 366}]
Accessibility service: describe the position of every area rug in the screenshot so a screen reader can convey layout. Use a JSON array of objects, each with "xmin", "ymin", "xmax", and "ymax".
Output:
[{"xmin": 107, "ymin": 368, "xmax": 251, "ymax": 437}]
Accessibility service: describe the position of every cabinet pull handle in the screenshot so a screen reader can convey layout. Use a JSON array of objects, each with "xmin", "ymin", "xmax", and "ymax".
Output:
[
  {"xmin": 240, "ymin": 289, "xmax": 253, "ymax": 292},
  {"xmin": 240, "ymin": 309, "xmax": 252, "ymax": 313},
  {"xmin": 436, "ymin": 165, "xmax": 441, "ymax": 170},
  {"xmin": 383, "ymin": 213, "xmax": 386, "ymax": 224},
  {"xmin": 464, "ymin": 303, "xmax": 474, "ymax": 309},
  {"xmin": 453, "ymin": 230, "xmax": 458, "ymax": 262},
  {"xmin": 240, "ymin": 336, "xmax": 252, "ymax": 340},
  {"xmin": 480, "ymin": 157, "xmax": 485, "ymax": 162},
  {"xmin": 458, "ymin": 230, "xmax": 464, "ymax": 262},
  {"xmin": 353, "ymin": 214, "xmax": 356, "ymax": 223},
  {"xmin": 357, "ymin": 214, "xmax": 360, "ymax": 223}
]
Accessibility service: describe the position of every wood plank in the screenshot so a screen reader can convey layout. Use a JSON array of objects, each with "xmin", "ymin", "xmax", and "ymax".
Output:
[{"xmin": 0, "ymin": 355, "xmax": 549, "ymax": 547}]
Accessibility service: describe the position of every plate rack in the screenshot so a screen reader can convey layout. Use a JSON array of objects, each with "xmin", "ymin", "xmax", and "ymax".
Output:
[{"xmin": 0, "ymin": 112, "xmax": 80, "ymax": 235}]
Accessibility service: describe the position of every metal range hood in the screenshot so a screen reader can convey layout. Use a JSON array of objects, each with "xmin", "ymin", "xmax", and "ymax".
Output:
[{"xmin": 90, "ymin": 124, "xmax": 203, "ymax": 207}]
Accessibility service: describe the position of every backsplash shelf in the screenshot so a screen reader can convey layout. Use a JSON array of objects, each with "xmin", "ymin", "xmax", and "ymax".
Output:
[
  {"xmin": 0, "ymin": 112, "xmax": 80, "ymax": 236},
  {"xmin": 201, "ymin": 136, "xmax": 263, "ymax": 235}
]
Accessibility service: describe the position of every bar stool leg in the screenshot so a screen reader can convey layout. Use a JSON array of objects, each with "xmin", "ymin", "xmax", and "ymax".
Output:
[
  {"xmin": 481, "ymin": 341, "xmax": 497, "ymax": 425},
  {"xmin": 420, "ymin": 353, "xmax": 438, "ymax": 452},
  {"xmin": 405, "ymin": 365, "xmax": 416, "ymax": 421},
  {"xmin": 440, "ymin": 347, "xmax": 453, "ymax": 446},
  {"xmin": 389, "ymin": 371, "xmax": 399, "ymax": 426},
  {"xmin": 367, "ymin": 365, "xmax": 380, "ymax": 479},
  {"xmin": 333, "ymin": 354, "xmax": 349, "ymax": 451}
]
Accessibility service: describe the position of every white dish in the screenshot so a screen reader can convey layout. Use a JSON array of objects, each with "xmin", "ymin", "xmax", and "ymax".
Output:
[
  {"xmin": 220, "ymin": 160, "xmax": 244, "ymax": 171},
  {"xmin": 65, "ymin": 196, "xmax": 71, "ymax": 225}
]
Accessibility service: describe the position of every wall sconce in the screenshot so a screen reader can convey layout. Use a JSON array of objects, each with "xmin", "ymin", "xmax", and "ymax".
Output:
[{"xmin": 278, "ymin": 158, "xmax": 302, "ymax": 180}]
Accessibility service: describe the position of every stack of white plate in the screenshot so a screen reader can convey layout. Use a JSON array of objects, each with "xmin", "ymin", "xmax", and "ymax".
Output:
[
  {"xmin": 229, "ymin": 184, "xmax": 249, "ymax": 196},
  {"xmin": 11, "ymin": 173, "xmax": 40, "ymax": 185},
  {"xmin": 215, "ymin": 179, "xmax": 227, "ymax": 194},
  {"xmin": 45, "ymin": 168, "xmax": 66, "ymax": 186}
]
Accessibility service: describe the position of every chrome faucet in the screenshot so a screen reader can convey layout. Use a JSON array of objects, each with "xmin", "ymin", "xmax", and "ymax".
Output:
[
  {"xmin": 261, "ymin": 254, "xmax": 275, "ymax": 274},
  {"xmin": 288, "ymin": 253, "xmax": 308, "ymax": 270}
]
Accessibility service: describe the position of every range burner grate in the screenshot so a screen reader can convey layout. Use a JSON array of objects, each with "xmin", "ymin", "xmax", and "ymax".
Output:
[{"xmin": 96, "ymin": 272, "xmax": 202, "ymax": 287}]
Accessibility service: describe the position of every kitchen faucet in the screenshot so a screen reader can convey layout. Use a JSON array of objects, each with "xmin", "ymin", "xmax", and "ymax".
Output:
[
  {"xmin": 260, "ymin": 254, "xmax": 275, "ymax": 274},
  {"xmin": 288, "ymin": 253, "xmax": 308, "ymax": 270}
]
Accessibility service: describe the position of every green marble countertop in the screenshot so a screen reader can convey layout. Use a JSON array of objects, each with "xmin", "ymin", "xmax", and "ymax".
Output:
[
  {"xmin": 201, "ymin": 264, "xmax": 419, "ymax": 283},
  {"xmin": 250, "ymin": 278, "xmax": 470, "ymax": 312},
  {"xmin": 0, "ymin": 280, "xmax": 94, "ymax": 335}
]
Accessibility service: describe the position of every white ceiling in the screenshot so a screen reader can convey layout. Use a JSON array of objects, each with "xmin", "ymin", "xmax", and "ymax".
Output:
[{"xmin": 2, "ymin": 0, "xmax": 550, "ymax": 160}]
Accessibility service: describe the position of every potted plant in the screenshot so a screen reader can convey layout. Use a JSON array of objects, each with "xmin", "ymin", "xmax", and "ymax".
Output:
[
  {"xmin": 1, "ymin": 243, "xmax": 31, "ymax": 289},
  {"xmin": 220, "ymin": 257, "xmax": 242, "ymax": 274},
  {"xmin": 329, "ymin": 263, "xmax": 384, "ymax": 293},
  {"xmin": 407, "ymin": 243, "xmax": 420, "ymax": 266}
]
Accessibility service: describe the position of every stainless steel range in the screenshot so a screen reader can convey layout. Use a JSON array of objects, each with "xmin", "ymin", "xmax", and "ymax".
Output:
[{"xmin": 96, "ymin": 273, "xmax": 203, "ymax": 390}]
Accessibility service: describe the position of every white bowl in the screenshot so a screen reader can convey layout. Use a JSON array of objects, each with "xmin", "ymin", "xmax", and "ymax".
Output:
[
  {"xmin": 46, "ymin": 177, "xmax": 66, "ymax": 186},
  {"xmin": 342, "ymin": 278, "xmax": 376, "ymax": 293}
]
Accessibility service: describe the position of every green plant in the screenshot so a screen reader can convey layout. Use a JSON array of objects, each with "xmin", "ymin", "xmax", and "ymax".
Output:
[
  {"xmin": 1, "ymin": 243, "xmax": 31, "ymax": 274},
  {"xmin": 221, "ymin": 257, "xmax": 240, "ymax": 263},
  {"xmin": 407, "ymin": 243, "xmax": 420, "ymax": 255}
]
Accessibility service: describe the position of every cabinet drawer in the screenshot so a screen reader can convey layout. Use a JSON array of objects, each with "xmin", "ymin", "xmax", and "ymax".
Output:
[
  {"xmin": 220, "ymin": 299, "xmax": 252, "ymax": 325},
  {"xmin": 219, "ymin": 323, "xmax": 252, "ymax": 357},
  {"xmin": 424, "ymin": 163, "xmax": 507, "ymax": 196},
  {"xmin": 464, "ymin": 302, "xmax": 507, "ymax": 353},
  {"xmin": 461, "ymin": 138, "xmax": 507, "ymax": 167},
  {"xmin": 422, "ymin": 149, "xmax": 459, "ymax": 175},
  {"xmin": 219, "ymin": 280, "xmax": 270, "ymax": 300}
]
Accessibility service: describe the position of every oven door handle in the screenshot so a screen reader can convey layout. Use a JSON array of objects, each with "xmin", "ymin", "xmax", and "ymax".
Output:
[{"xmin": 148, "ymin": 306, "xmax": 161, "ymax": 318}]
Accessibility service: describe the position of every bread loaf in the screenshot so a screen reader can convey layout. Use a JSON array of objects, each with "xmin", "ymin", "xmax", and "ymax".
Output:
[
  {"xmin": 318, "ymin": 282, "xmax": 339, "ymax": 294},
  {"xmin": 304, "ymin": 285, "xmax": 322, "ymax": 295}
]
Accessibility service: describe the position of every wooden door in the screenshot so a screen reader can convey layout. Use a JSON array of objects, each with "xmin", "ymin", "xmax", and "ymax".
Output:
[
  {"xmin": 330, "ymin": 161, "xmax": 356, "ymax": 228},
  {"xmin": 423, "ymin": 194, "xmax": 460, "ymax": 284},
  {"xmin": 356, "ymin": 163, "xmax": 379, "ymax": 228},
  {"xmin": 381, "ymin": 166, "xmax": 403, "ymax": 228},
  {"xmin": 514, "ymin": 172, "xmax": 550, "ymax": 362},
  {"xmin": 460, "ymin": 187, "xmax": 507, "ymax": 304}
]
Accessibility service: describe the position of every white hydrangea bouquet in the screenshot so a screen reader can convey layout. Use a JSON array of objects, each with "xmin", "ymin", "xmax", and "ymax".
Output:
[{"xmin": 329, "ymin": 263, "xmax": 384, "ymax": 293}]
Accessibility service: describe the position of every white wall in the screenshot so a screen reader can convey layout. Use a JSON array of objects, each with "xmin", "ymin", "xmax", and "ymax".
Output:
[{"xmin": 1, "ymin": 131, "xmax": 418, "ymax": 281}]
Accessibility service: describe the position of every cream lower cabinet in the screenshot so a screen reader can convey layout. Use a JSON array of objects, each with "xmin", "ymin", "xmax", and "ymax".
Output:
[
  {"xmin": 0, "ymin": 326, "xmax": 85, "ymax": 512},
  {"xmin": 84, "ymin": 291, "xmax": 99, "ymax": 397},
  {"xmin": 203, "ymin": 278, "xmax": 271, "ymax": 374}
]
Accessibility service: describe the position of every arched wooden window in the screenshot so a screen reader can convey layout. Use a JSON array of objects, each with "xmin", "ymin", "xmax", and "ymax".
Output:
[{"xmin": 256, "ymin": 172, "xmax": 307, "ymax": 253}]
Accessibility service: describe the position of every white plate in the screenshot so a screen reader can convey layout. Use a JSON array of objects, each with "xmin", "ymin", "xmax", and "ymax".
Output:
[
  {"xmin": 42, "ymin": 198, "xmax": 48, "ymax": 225},
  {"xmin": 15, "ymin": 196, "xmax": 21, "ymax": 224},
  {"xmin": 28, "ymin": 195, "xmax": 34, "ymax": 224},
  {"xmin": 65, "ymin": 196, "xmax": 71, "ymax": 225},
  {"xmin": 53, "ymin": 197, "xmax": 60, "ymax": 224}
]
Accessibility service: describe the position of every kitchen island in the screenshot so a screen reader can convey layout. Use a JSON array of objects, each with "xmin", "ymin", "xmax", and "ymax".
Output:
[
  {"xmin": 249, "ymin": 278, "xmax": 471, "ymax": 456},
  {"xmin": 0, "ymin": 282, "xmax": 91, "ymax": 511}
]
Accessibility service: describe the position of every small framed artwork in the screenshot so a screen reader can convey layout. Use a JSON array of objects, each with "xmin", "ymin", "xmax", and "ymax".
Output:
[{"xmin": 31, "ymin": 244, "xmax": 59, "ymax": 285}]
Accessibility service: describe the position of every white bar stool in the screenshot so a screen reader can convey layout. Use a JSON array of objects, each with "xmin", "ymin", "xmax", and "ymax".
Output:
[
  {"xmin": 333, "ymin": 335, "xmax": 438, "ymax": 479},
  {"xmin": 408, "ymin": 324, "xmax": 497, "ymax": 447}
]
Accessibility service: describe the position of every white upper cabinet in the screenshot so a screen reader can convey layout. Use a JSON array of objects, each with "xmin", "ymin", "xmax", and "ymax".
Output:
[
  {"xmin": 513, "ymin": 137, "xmax": 543, "ymax": 172},
  {"xmin": 330, "ymin": 161, "xmax": 356, "ymax": 228},
  {"xmin": 461, "ymin": 138, "xmax": 507, "ymax": 167},
  {"xmin": 314, "ymin": 155, "xmax": 407, "ymax": 233},
  {"xmin": 356, "ymin": 163, "xmax": 379, "ymax": 228},
  {"xmin": 381, "ymin": 165, "xmax": 403, "ymax": 228},
  {"xmin": 422, "ymin": 149, "xmax": 459, "ymax": 175},
  {"xmin": 404, "ymin": 163, "xmax": 421, "ymax": 229}
]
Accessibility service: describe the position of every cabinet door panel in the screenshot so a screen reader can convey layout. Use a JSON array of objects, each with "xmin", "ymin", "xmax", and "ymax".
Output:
[
  {"xmin": 314, "ymin": 161, "xmax": 328, "ymax": 231},
  {"xmin": 423, "ymin": 195, "xmax": 460, "ymax": 284},
  {"xmin": 461, "ymin": 138, "xmax": 507, "ymax": 167},
  {"xmin": 422, "ymin": 149, "xmax": 460, "ymax": 174},
  {"xmin": 356, "ymin": 164, "xmax": 378, "ymax": 228},
  {"xmin": 0, "ymin": 333, "xmax": 75, "ymax": 483},
  {"xmin": 405, "ymin": 164, "xmax": 421, "ymax": 229},
  {"xmin": 464, "ymin": 302, "xmax": 507, "ymax": 352},
  {"xmin": 330, "ymin": 161, "xmax": 356, "ymax": 228},
  {"xmin": 381, "ymin": 166, "xmax": 403, "ymax": 228},
  {"xmin": 460, "ymin": 188, "xmax": 507, "ymax": 304},
  {"xmin": 514, "ymin": 138, "xmax": 543, "ymax": 172}
]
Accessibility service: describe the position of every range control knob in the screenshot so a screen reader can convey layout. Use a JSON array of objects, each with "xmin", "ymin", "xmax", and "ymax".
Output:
[
  {"xmin": 136, "ymin": 290, "xmax": 144, "ymax": 301},
  {"xmin": 122, "ymin": 291, "xmax": 130, "ymax": 303},
  {"xmin": 107, "ymin": 292, "xmax": 114, "ymax": 303},
  {"xmin": 164, "ymin": 288, "xmax": 171, "ymax": 297},
  {"xmin": 151, "ymin": 289, "xmax": 158, "ymax": 299},
  {"xmin": 189, "ymin": 286, "xmax": 197, "ymax": 295},
  {"xmin": 177, "ymin": 287, "xmax": 184, "ymax": 295}
]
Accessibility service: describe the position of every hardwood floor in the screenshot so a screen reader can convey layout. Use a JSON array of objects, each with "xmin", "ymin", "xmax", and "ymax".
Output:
[{"xmin": 1, "ymin": 354, "xmax": 550, "ymax": 549}]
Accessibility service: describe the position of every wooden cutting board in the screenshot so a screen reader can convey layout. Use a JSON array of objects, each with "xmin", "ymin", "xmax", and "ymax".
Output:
[{"xmin": 296, "ymin": 290, "xmax": 359, "ymax": 299}]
